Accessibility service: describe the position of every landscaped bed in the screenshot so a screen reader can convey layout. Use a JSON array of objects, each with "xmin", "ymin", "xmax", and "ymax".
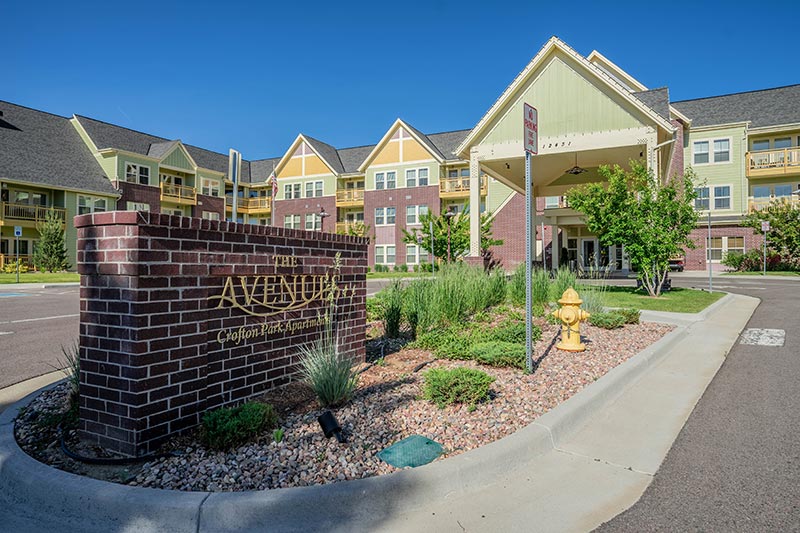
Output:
[{"xmin": 14, "ymin": 309, "xmax": 673, "ymax": 492}]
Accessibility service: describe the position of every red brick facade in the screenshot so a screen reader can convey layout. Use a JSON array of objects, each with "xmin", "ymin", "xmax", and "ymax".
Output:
[
  {"xmin": 272, "ymin": 195, "xmax": 336, "ymax": 232},
  {"xmin": 684, "ymin": 224, "xmax": 762, "ymax": 271},
  {"xmin": 75, "ymin": 211, "xmax": 367, "ymax": 456}
]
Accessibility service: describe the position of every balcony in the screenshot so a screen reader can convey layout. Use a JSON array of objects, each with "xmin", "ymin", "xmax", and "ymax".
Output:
[
  {"xmin": 748, "ymin": 195, "xmax": 799, "ymax": 213},
  {"xmin": 746, "ymin": 148, "xmax": 800, "ymax": 178},
  {"xmin": 0, "ymin": 254, "xmax": 34, "ymax": 270},
  {"xmin": 160, "ymin": 183, "xmax": 197, "ymax": 205},
  {"xmin": 225, "ymin": 197, "xmax": 272, "ymax": 213},
  {"xmin": 336, "ymin": 189, "xmax": 365, "ymax": 207},
  {"xmin": 1, "ymin": 203, "xmax": 67, "ymax": 227},
  {"xmin": 335, "ymin": 221, "xmax": 366, "ymax": 235},
  {"xmin": 439, "ymin": 176, "xmax": 488, "ymax": 198}
]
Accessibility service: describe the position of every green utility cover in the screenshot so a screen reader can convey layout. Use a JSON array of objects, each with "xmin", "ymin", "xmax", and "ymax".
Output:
[{"xmin": 377, "ymin": 435, "xmax": 444, "ymax": 468}]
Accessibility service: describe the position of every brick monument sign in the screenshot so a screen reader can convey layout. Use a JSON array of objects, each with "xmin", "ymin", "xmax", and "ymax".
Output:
[{"xmin": 75, "ymin": 211, "xmax": 367, "ymax": 456}]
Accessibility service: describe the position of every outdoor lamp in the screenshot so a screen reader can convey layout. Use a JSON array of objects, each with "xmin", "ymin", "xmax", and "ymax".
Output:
[
  {"xmin": 317, "ymin": 411, "xmax": 346, "ymax": 443},
  {"xmin": 318, "ymin": 207, "xmax": 330, "ymax": 231}
]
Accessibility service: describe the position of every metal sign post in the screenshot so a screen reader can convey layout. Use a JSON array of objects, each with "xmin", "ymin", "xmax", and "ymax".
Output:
[
  {"xmin": 761, "ymin": 220, "xmax": 770, "ymax": 276},
  {"xmin": 523, "ymin": 104, "xmax": 538, "ymax": 373},
  {"xmin": 429, "ymin": 219, "xmax": 435, "ymax": 277},
  {"xmin": 14, "ymin": 226, "xmax": 22, "ymax": 284},
  {"xmin": 229, "ymin": 149, "xmax": 241, "ymax": 222},
  {"xmin": 707, "ymin": 212, "xmax": 712, "ymax": 293}
]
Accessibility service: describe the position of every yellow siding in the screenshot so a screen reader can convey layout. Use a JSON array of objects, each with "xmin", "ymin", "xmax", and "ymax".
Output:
[
  {"xmin": 372, "ymin": 141, "xmax": 400, "ymax": 165},
  {"xmin": 305, "ymin": 154, "xmax": 330, "ymax": 175},
  {"xmin": 279, "ymin": 157, "xmax": 303, "ymax": 178},
  {"xmin": 402, "ymin": 139, "xmax": 433, "ymax": 162}
]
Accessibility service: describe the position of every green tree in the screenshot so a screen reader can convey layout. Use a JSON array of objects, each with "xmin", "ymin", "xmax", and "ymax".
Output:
[
  {"xmin": 742, "ymin": 200, "xmax": 800, "ymax": 264},
  {"xmin": 34, "ymin": 210, "xmax": 70, "ymax": 272},
  {"xmin": 566, "ymin": 162, "xmax": 698, "ymax": 297},
  {"xmin": 402, "ymin": 206, "xmax": 503, "ymax": 264}
]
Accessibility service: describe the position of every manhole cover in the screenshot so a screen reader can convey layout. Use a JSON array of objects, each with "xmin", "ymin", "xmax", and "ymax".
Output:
[
  {"xmin": 377, "ymin": 435, "xmax": 444, "ymax": 468},
  {"xmin": 740, "ymin": 328, "xmax": 785, "ymax": 347}
]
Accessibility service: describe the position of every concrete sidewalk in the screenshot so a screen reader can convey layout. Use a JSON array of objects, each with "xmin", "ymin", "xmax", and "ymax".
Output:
[{"xmin": 0, "ymin": 293, "xmax": 758, "ymax": 533}]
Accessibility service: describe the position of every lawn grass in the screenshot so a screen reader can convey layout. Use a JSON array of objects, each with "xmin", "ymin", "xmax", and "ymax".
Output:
[
  {"xmin": 0, "ymin": 272, "xmax": 79, "ymax": 284},
  {"xmin": 593, "ymin": 285, "xmax": 725, "ymax": 313},
  {"xmin": 721, "ymin": 271, "xmax": 800, "ymax": 277},
  {"xmin": 366, "ymin": 271, "xmax": 431, "ymax": 279}
]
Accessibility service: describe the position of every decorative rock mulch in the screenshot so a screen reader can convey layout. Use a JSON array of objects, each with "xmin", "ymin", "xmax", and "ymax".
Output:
[{"xmin": 15, "ymin": 319, "xmax": 673, "ymax": 492}]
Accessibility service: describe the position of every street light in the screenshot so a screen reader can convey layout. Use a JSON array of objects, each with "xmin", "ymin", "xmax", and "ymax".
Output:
[
  {"xmin": 444, "ymin": 208, "xmax": 457, "ymax": 263},
  {"xmin": 318, "ymin": 207, "xmax": 330, "ymax": 232}
]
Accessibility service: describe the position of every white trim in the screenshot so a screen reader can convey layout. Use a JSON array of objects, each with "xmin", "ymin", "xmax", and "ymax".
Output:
[
  {"xmin": 159, "ymin": 142, "xmax": 198, "ymax": 171},
  {"xmin": 455, "ymin": 37, "xmax": 674, "ymax": 157},
  {"xmin": 691, "ymin": 136, "xmax": 732, "ymax": 166},
  {"xmin": 357, "ymin": 119, "xmax": 445, "ymax": 172},
  {"xmin": 123, "ymin": 161, "xmax": 151, "ymax": 185},
  {"xmin": 747, "ymin": 122, "xmax": 800, "ymax": 134},
  {"xmin": 586, "ymin": 50, "xmax": 648, "ymax": 92},
  {"xmin": 374, "ymin": 206, "xmax": 396, "ymax": 226},
  {"xmin": 374, "ymin": 244, "xmax": 397, "ymax": 266},
  {"xmin": 200, "ymin": 177, "xmax": 221, "ymax": 197},
  {"xmin": 689, "ymin": 122, "xmax": 749, "ymax": 132},
  {"xmin": 77, "ymin": 193, "xmax": 109, "ymax": 215},
  {"xmin": 274, "ymin": 134, "xmax": 340, "ymax": 178}
]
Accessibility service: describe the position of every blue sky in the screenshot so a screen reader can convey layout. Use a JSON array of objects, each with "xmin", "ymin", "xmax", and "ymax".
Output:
[{"xmin": 4, "ymin": 0, "xmax": 798, "ymax": 160}]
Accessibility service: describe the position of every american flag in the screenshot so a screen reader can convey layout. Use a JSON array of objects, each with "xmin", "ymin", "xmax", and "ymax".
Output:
[{"xmin": 269, "ymin": 169, "xmax": 278, "ymax": 197}]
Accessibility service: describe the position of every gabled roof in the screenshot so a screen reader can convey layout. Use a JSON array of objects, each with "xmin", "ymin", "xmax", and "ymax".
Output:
[
  {"xmin": 147, "ymin": 140, "xmax": 179, "ymax": 159},
  {"xmin": 672, "ymin": 85, "xmax": 800, "ymax": 129},
  {"xmin": 427, "ymin": 129, "xmax": 471, "ymax": 160},
  {"xmin": 456, "ymin": 36, "xmax": 675, "ymax": 156},
  {"xmin": 356, "ymin": 118, "xmax": 447, "ymax": 172},
  {"xmin": 302, "ymin": 135, "xmax": 345, "ymax": 174},
  {"xmin": 337, "ymin": 145, "xmax": 374, "ymax": 174},
  {"xmin": 74, "ymin": 115, "xmax": 252, "ymax": 180},
  {"xmin": 249, "ymin": 158, "xmax": 280, "ymax": 183},
  {"xmin": 0, "ymin": 101, "xmax": 117, "ymax": 196},
  {"xmin": 632, "ymin": 88, "xmax": 671, "ymax": 123}
]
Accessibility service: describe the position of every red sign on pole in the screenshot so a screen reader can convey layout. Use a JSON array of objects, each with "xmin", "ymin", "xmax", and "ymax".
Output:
[
  {"xmin": 761, "ymin": 221, "xmax": 770, "ymax": 232},
  {"xmin": 524, "ymin": 104, "xmax": 538, "ymax": 155}
]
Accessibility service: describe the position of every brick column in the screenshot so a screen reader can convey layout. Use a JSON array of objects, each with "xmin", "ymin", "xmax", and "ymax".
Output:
[{"xmin": 76, "ymin": 211, "xmax": 367, "ymax": 457}]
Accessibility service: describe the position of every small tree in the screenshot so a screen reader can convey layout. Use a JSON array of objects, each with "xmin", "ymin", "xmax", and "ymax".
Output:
[
  {"xmin": 401, "ymin": 206, "xmax": 502, "ymax": 264},
  {"xmin": 567, "ymin": 162, "xmax": 698, "ymax": 297},
  {"xmin": 742, "ymin": 200, "xmax": 800, "ymax": 266},
  {"xmin": 34, "ymin": 210, "xmax": 70, "ymax": 272}
]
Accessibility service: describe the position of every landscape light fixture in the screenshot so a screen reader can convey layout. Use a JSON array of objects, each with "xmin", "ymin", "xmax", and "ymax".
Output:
[
  {"xmin": 444, "ymin": 208, "xmax": 457, "ymax": 263},
  {"xmin": 317, "ymin": 411, "xmax": 346, "ymax": 443},
  {"xmin": 565, "ymin": 153, "xmax": 588, "ymax": 175},
  {"xmin": 318, "ymin": 207, "xmax": 330, "ymax": 231}
]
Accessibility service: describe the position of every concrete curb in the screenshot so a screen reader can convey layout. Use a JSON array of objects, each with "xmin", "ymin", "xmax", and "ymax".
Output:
[{"xmin": 0, "ymin": 296, "xmax": 737, "ymax": 533}]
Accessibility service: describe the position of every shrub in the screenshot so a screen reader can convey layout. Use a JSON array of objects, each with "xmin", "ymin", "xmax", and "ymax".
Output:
[
  {"xmin": 398, "ymin": 263, "xmax": 409, "ymax": 272},
  {"xmin": 422, "ymin": 367, "xmax": 496, "ymax": 409},
  {"xmin": 201, "ymin": 402, "xmax": 278, "ymax": 450},
  {"xmin": 578, "ymin": 283, "xmax": 608, "ymax": 314},
  {"xmin": 611, "ymin": 308, "xmax": 640, "ymax": 325},
  {"xmin": 721, "ymin": 251, "xmax": 746, "ymax": 271},
  {"xmin": 509, "ymin": 263, "xmax": 526, "ymax": 306},
  {"xmin": 589, "ymin": 312, "xmax": 626, "ymax": 329},
  {"xmin": 531, "ymin": 268, "xmax": 551, "ymax": 315},
  {"xmin": 381, "ymin": 280, "xmax": 404, "ymax": 338},
  {"xmin": 298, "ymin": 331, "xmax": 359, "ymax": 407},
  {"xmin": 2, "ymin": 259, "xmax": 29, "ymax": 274},
  {"xmin": 415, "ymin": 325, "xmax": 473, "ymax": 360},
  {"xmin": 551, "ymin": 267, "xmax": 577, "ymax": 302},
  {"xmin": 469, "ymin": 342, "xmax": 526, "ymax": 369},
  {"xmin": 57, "ymin": 341, "xmax": 81, "ymax": 401},
  {"xmin": 403, "ymin": 279, "xmax": 432, "ymax": 338},
  {"xmin": 484, "ymin": 320, "xmax": 540, "ymax": 344},
  {"xmin": 365, "ymin": 297, "xmax": 382, "ymax": 322}
]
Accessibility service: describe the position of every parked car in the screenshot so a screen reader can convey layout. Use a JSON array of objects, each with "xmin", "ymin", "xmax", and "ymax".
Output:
[{"xmin": 668, "ymin": 257, "xmax": 685, "ymax": 272}]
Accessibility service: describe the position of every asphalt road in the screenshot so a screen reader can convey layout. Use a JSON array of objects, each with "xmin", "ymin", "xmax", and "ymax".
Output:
[
  {"xmin": 598, "ymin": 276, "xmax": 800, "ymax": 532},
  {"xmin": 0, "ymin": 286, "xmax": 79, "ymax": 389}
]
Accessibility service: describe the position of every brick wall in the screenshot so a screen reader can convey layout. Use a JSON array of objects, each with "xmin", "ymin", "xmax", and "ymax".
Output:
[
  {"xmin": 684, "ymin": 224, "xmax": 762, "ymax": 271},
  {"xmin": 114, "ymin": 181, "xmax": 162, "ymax": 213},
  {"xmin": 194, "ymin": 194, "xmax": 225, "ymax": 218},
  {"xmin": 76, "ymin": 211, "xmax": 367, "ymax": 456},
  {"xmin": 272, "ymin": 195, "xmax": 336, "ymax": 232}
]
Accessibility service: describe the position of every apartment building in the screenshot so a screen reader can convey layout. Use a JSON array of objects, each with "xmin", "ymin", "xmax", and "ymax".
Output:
[{"xmin": 2, "ymin": 36, "xmax": 798, "ymax": 272}]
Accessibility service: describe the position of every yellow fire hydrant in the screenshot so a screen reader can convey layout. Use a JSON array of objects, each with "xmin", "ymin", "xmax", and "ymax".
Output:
[{"xmin": 550, "ymin": 287, "xmax": 591, "ymax": 352}]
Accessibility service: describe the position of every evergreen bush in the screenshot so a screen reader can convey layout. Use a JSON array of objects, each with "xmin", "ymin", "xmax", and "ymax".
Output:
[{"xmin": 422, "ymin": 367, "xmax": 495, "ymax": 409}]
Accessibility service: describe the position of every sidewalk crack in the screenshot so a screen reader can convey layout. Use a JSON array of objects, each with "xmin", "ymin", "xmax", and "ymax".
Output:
[
  {"xmin": 554, "ymin": 447, "xmax": 655, "ymax": 476},
  {"xmin": 195, "ymin": 492, "xmax": 211, "ymax": 533}
]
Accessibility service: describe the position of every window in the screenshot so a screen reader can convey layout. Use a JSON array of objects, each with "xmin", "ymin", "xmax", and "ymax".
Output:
[
  {"xmin": 126, "ymin": 202, "xmax": 150, "ymax": 211},
  {"xmin": 125, "ymin": 163, "xmax": 150, "ymax": 185},
  {"xmin": 707, "ymin": 236, "xmax": 745, "ymax": 262},
  {"xmin": 375, "ymin": 207, "xmax": 396, "ymax": 225},
  {"xmin": 406, "ymin": 169, "xmax": 417, "ymax": 188},
  {"xmin": 375, "ymin": 171, "xmax": 396, "ymax": 190},
  {"xmin": 375, "ymin": 245, "xmax": 396, "ymax": 265},
  {"xmin": 775, "ymin": 184, "xmax": 793, "ymax": 198},
  {"xmin": 165, "ymin": 208, "xmax": 184, "ymax": 216},
  {"xmin": 305, "ymin": 180, "xmax": 323, "ymax": 197},
  {"xmin": 693, "ymin": 142, "xmax": 709, "ymax": 165},
  {"xmin": 545, "ymin": 196, "xmax": 561, "ymax": 209},
  {"xmin": 405, "ymin": 204, "xmax": 428, "ymax": 225},
  {"xmin": 774, "ymin": 137, "xmax": 792, "ymax": 149},
  {"xmin": 202, "ymin": 211, "xmax": 220, "ymax": 221},
  {"xmin": 284, "ymin": 183, "xmax": 301, "ymax": 199},
  {"xmin": 752, "ymin": 139, "xmax": 770, "ymax": 151},
  {"xmin": 753, "ymin": 185, "xmax": 771, "ymax": 199},
  {"xmin": 694, "ymin": 187, "xmax": 710, "ymax": 210},
  {"xmin": 315, "ymin": 181, "xmax": 323, "ymax": 197},
  {"xmin": 406, "ymin": 244, "xmax": 418, "ymax": 265},
  {"xmin": 714, "ymin": 186, "xmax": 731, "ymax": 210},
  {"xmin": 418, "ymin": 168, "xmax": 429, "ymax": 186},
  {"xmin": 693, "ymin": 139, "xmax": 730, "ymax": 165},
  {"xmin": 201, "ymin": 178, "xmax": 220, "ymax": 197},
  {"xmin": 78, "ymin": 195, "xmax": 107, "ymax": 215},
  {"xmin": 284, "ymin": 214, "xmax": 301, "ymax": 229},
  {"xmin": 305, "ymin": 213, "xmax": 321, "ymax": 231},
  {"xmin": 713, "ymin": 140, "xmax": 730, "ymax": 163}
]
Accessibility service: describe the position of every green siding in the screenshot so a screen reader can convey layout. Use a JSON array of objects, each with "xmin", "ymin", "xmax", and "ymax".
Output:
[
  {"xmin": 487, "ymin": 178, "xmax": 514, "ymax": 213},
  {"xmin": 278, "ymin": 174, "xmax": 336, "ymax": 200},
  {"xmin": 483, "ymin": 57, "xmax": 645, "ymax": 146},
  {"xmin": 117, "ymin": 155, "xmax": 157, "ymax": 185},
  {"xmin": 162, "ymin": 146, "xmax": 194, "ymax": 171},
  {"xmin": 365, "ymin": 161, "xmax": 439, "ymax": 191},
  {"xmin": 685, "ymin": 125, "xmax": 747, "ymax": 214}
]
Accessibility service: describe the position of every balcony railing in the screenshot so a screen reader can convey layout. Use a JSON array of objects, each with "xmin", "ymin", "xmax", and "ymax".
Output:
[
  {"xmin": 0, "ymin": 254, "xmax": 34, "ymax": 270},
  {"xmin": 746, "ymin": 148, "xmax": 800, "ymax": 177},
  {"xmin": 439, "ymin": 177, "xmax": 488, "ymax": 197},
  {"xmin": 748, "ymin": 195, "xmax": 799, "ymax": 213},
  {"xmin": 160, "ymin": 183, "xmax": 197, "ymax": 204},
  {"xmin": 224, "ymin": 197, "xmax": 272, "ymax": 212},
  {"xmin": 336, "ymin": 189, "xmax": 365, "ymax": 206},
  {"xmin": 335, "ymin": 221, "xmax": 366, "ymax": 235},
  {"xmin": 1, "ymin": 203, "xmax": 67, "ymax": 224}
]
